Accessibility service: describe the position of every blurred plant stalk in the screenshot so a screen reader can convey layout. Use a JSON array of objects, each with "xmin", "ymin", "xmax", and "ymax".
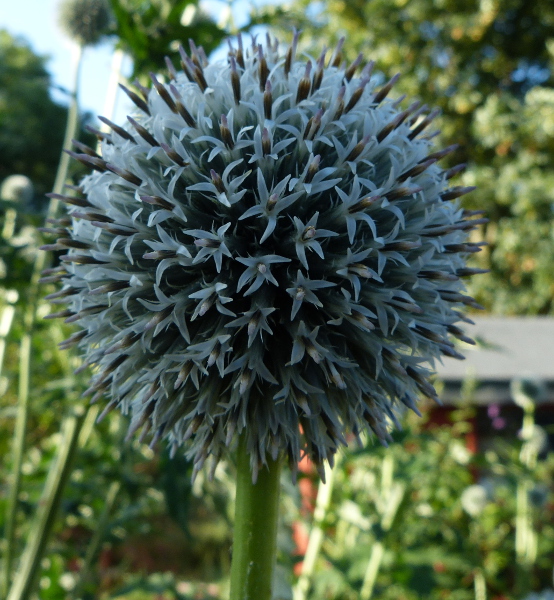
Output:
[
  {"xmin": 516, "ymin": 399, "xmax": 540, "ymax": 585},
  {"xmin": 2, "ymin": 42, "xmax": 83, "ymax": 599},
  {"xmin": 294, "ymin": 460, "xmax": 336, "ymax": 600},
  {"xmin": 0, "ymin": 290, "xmax": 18, "ymax": 388},
  {"xmin": 96, "ymin": 47, "xmax": 124, "ymax": 152},
  {"xmin": 2, "ymin": 208, "xmax": 18, "ymax": 240},
  {"xmin": 360, "ymin": 454, "xmax": 405, "ymax": 600},
  {"xmin": 474, "ymin": 568, "xmax": 487, "ymax": 600},
  {"xmin": 294, "ymin": 452, "xmax": 405, "ymax": 600}
]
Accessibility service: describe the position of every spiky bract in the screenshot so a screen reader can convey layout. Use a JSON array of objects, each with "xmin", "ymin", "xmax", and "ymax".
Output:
[
  {"xmin": 44, "ymin": 34, "xmax": 485, "ymax": 479},
  {"xmin": 58, "ymin": 0, "xmax": 111, "ymax": 46}
]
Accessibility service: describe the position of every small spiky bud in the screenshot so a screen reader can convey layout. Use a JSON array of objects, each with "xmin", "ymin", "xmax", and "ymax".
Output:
[
  {"xmin": 58, "ymin": 0, "xmax": 111, "ymax": 47},
  {"xmin": 44, "ymin": 34, "xmax": 485, "ymax": 478}
]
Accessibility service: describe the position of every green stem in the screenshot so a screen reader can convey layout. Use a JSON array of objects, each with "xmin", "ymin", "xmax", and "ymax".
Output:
[
  {"xmin": 360, "ymin": 541, "xmax": 385, "ymax": 600},
  {"xmin": 1, "ymin": 208, "xmax": 18, "ymax": 240},
  {"xmin": 229, "ymin": 435, "xmax": 282, "ymax": 600}
]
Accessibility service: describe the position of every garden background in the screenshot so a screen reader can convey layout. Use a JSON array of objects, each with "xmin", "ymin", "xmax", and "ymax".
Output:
[{"xmin": 1, "ymin": 0, "xmax": 553, "ymax": 599}]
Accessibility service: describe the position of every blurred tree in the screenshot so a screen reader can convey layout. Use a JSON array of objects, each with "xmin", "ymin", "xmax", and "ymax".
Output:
[
  {"xmin": 0, "ymin": 31, "xmax": 68, "ymax": 202},
  {"xmin": 0, "ymin": 30, "xmax": 95, "ymax": 204},
  {"xmin": 256, "ymin": 0, "xmax": 554, "ymax": 314},
  {"xmin": 109, "ymin": 0, "xmax": 230, "ymax": 82}
]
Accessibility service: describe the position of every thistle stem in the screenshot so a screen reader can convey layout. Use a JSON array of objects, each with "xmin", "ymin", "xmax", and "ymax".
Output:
[{"xmin": 229, "ymin": 435, "xmax": 282, "ymax": 600}]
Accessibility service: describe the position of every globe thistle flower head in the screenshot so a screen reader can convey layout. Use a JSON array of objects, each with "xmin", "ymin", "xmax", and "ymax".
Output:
[
  {"xmin": 58, "ymin": 0, "xmax": 111, "ymax": 47},
  {"xmin": 43, "ymin": 33, "xmax": 486, "ymax": 480}
]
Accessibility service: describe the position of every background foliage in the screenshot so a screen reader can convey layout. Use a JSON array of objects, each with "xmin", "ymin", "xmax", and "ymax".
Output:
[
  {"xmin": 108, "ymin": 0, "xmax": 229, "ymax": 81},
  {"xmin": 0, "ymin": 31, "xmax": 70, "ymax": 202},
  {"xmin": 256, "ymin": 0, "xmax": 554, "ymax": 314},
  {"xmin": 297, "ymin": 409, "xmax": 554, "ymax": 600}
]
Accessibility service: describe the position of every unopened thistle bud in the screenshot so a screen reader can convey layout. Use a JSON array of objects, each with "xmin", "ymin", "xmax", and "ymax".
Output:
[{"xmin": 58, "ymin": 0, "xmax": 111, "ymax": 47}]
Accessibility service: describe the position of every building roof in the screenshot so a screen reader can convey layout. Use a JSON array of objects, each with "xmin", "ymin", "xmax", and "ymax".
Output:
[
  {"xmin": 434, "ymin": 316, "xmax": 554, "ymax": 405},
  {"xmin": 436, "ymin": 316, "xmax": 554, "ymax": 381}
]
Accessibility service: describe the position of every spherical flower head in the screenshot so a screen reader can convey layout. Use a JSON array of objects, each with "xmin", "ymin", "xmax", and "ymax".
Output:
[
  {"xmin": 44, "ymin": 33, "xmax": 485, "ymax": 480},
  {"xmin": 58, "ymin": 0, "xmax": 111, "ymax": 47}
]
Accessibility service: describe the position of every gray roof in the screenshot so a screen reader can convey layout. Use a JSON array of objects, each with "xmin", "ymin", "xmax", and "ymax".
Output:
[
  {"xmin": 435, "ymin": 316, "xmax": 554, "ymax": 381},
  {"xmin": 434, "ymin": 317, "xmax": 554, "ymax": 405}
]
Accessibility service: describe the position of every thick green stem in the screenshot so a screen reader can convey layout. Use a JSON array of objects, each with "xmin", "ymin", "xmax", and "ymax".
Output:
[{"xmin": 229, "ymin": 435, "xmax": 282, "ymax": 600}]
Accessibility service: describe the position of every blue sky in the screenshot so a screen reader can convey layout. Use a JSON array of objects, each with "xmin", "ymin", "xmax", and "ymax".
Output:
[
  {"xmin": 1, "ymin": 0, "xmax": 128, "ymax": 117},
  {"xmin": 1, "ymin": 0, "xmax": 265, "ymax": 122}
]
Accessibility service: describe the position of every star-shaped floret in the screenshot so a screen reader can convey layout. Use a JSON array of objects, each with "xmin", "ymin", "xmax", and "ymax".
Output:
[
  {"xmin": 225, "ymin": 305, "xmax": 276, "ymax": 347},
  {"xmin": 191, "ymin": 113, "xmax": 254, "ymax": 162},
  {"xmin": 286, "ymin": 271, "xmax": 336, "ymax": 319},
  {"xmin": 142, "ymin": 225, "xmax": 193, "ymax": 285},
  {"xmin": 236, "ymin": 255, "xmax": 291, "ymax": 296},
  {"xmin": 336, "ymin": 248, "xmax": 382, "ymax": 301},
  {"xmin": 187, "ymin": 158, "xmax": 250, "ymax": 207},
  {"xmin": 239, "ymin": 169, "xmax": 303, "ymax": 243},
  {"xmin": 185, "ymin": 222, "xmax": 232, "ymax": 273},
  {"xmin": 185, "ymin": 333, "xmax": 232, "ymax": 377},
  {"xmin": 289, "ymin": 321, "xmax": 328, "ymax": 365},
  {"xmin": 189, "ymin": 282, "xmax": 234, "ymax": 319},
  {"xmin": 293, "ymin": 212, "xmax": 339, "ymax": 269},
  {"xmin": 335, "ymin": 177, "xmax": 384, "ymax": 244},
  {"xmin": 248, "ymin": 125, "xmax": 296, "ymax": 164}
]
